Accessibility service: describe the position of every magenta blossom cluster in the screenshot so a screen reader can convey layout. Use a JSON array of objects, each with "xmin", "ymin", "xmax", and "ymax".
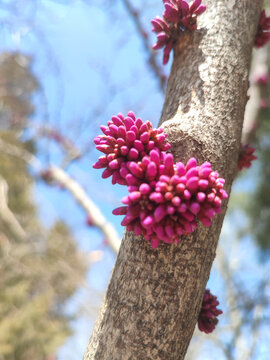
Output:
[
  {"xmin": 93, "ymin": 111, "xmax": 170, "ymax": 185},
  {"xmin": 94, "ymin": 112, "xmax": 228, "ymax": 248},
  {"xmin": 255, "ymin": 10, "xmax": 270, "ymax": 48},
  {"xmin": 238, "ymin": 144, "xmax": 257, "ymax": 171},
  {"xmin": 198, "ymin": 289, "xmax": 223, "ymax": 334},
  {"xmin": 113, "ymin": 150, "xmax": 227, "ymax": 248},
  {"xmin": 152, "ymin": 0, "xmax": 206, "ymax": 64}
]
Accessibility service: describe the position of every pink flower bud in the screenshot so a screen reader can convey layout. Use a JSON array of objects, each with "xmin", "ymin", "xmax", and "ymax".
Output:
[
  {"xmin": 129, "ymin": 191, "xmax": 141, "ymax": 202},
  {"xmin": 128, "ymin": 148, "xmax": 139, "ymax": 160},
  {"xmin": 146, "ymin": 162, "xmax": 157, "ymax": 179},
  {"xmin": 238, "ymin": 144, "xmax": 257, "ymax": 170},
  {"xmin": 140, "ymin": 132, "xmax": 150, "ymax": 143},
  {"xmin": 198, "ymin": 289, "xmax": 223, "ymax": 334},
  {"xmin": 186, "ymin": 157, "xmax": 197, "ymax": 170},
  {"xmin": 190, "ymin": 202, "xmax": 200, "ymax": 214},
  {"xmin": 142, "ymin": 216, "xmax": 154, "ymax": 228},
  {"xmin": 120, "ymin": 146, "xmax": 129, "ymax": 156},
  {"xmin": 255, "ymin": 10, "xmax": 270, "ymax": 48},
  {"xmin": 200, "ymin": 217, "xmax": 212, "ymax": 227},
  {"xmin": 154, "ymin": 204, "xmax": 167, "ymax": 222},
  {"xmin": 149, "ymin": 192, "xmax": 164, "ymax": 203},
  {"xmin": 139, "ymin": 183, "xmax": 151, "ymax": 194},
  {"xmin": 126, "ymin": 130, "xmax": 136, "ymax": 143},
  {"xmin": 196, "ymin": 192, "xmax": 206, "ymax": 202},
  {"xmin": 109, "ymin": 159, "xmax": 121, "ymax": 169},
  {"xmin": 102, "ymin": 168, "xmax": 114, "ymax": 178},
  {"xmin": 198, "ymin": 179, "xmax": 209, "ymax": 190},
  {"xmin": 112, "ymin": 206, "xmax": 128, "ymax": 215},
  {"xmin": 186, "ymin": 176, "xmax": 199, "ymax": 191}
]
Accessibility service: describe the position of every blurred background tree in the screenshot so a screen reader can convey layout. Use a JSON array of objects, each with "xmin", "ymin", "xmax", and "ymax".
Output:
[
  {"xmin": 0, "ymin": 1, "xmax": 270, "ymax": 359},
  {"xmin": 0, "ymin": 52, "xmax": 86, "ymax": 360}
]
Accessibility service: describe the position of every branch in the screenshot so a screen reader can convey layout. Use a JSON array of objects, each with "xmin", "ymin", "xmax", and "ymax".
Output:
[
  {"xmin": 0, "ymin": 175, "xmax": 26, "ymax": 239},
  {"xmin": 214, "ymin": 238, "xmax": 270, "ymax": 360},
  {"xmin": 29, "ymin": 121, "xmax": 82, "ymax": 165},
  {"xmin": 0, "ymin": 138, "xmax": 120, "ymax": 254},
  {"xmin": 0, "ymin": 137, "xmax": 42, "ymax": 171},
  {"xmin": 44, "ymin": 166, "xmax": 120, "ymax": 254},
  {"xmin": 84, "ymin": 1, "xmax": 262, "ymax": 359},
  {"xmin": 242, "ymin": 46, "xmax": 269, "ymax": 144},
  {"xmin": 121, "ymin": 0, "xmax": 167, "ymax": 92},
  {"xmin": 215, "ymin": 245, "xmax": 243, "ymax": 359}
]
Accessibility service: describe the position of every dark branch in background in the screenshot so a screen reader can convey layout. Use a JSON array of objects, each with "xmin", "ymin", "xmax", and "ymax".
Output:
[{"xmin": 121, "ymin": 0, "xmax": 167, "ymax": 92}]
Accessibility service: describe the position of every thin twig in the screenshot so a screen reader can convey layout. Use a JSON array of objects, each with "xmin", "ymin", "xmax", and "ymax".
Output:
[
  {"xmin": 46, "ymin": 166, "xmax": 120, "ymax": 254},
  {"xmin": 0, "ymin": 137, "xmax": 42, "ymax": 171},
  {"xmin": 242, "ymin": 46, "xmax": 269, "ymax": 144},
  {"xmin": 121, "ymin": 0, "xmax": 166, "ymax": 92},
  {"xmin": 0, "ymin": 175, "xmax": 26, "ymax": 239},
  {"xmin": 29, "ymin": 121, "xmax": 82, "ymax": 165},
  {"xmin": 0, "ymin": 138, "xmax": 120, "ymax": 254}
]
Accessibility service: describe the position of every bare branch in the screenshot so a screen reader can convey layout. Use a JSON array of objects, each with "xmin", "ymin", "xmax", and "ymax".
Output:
[
  {"xmin": 45, "ymin": 166, "xmax": 120, "ymax": 254},
  {"xmin": 121, "ymin": 0, "xmax": 166, "ymax": 92},
  {"xmin": 0, "ymin": 137, "xmax": 42, "ymax": 171},
  {"xmin": 242, "ymin": 46, "xmax": 269, "ymax": 144},
  {"xmin": 0, "ymin": 175, "xmax": 26, "ymax": 239},
  {"xmin": 0, "ymin": 137, "xmax": 121, "ymax": 254},
  {"xmin": 29, "ymin": 121, "xmax": 82, "ymax": 165}
]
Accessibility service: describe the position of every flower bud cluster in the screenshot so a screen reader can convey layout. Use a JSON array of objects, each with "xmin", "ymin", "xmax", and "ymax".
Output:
[
  {"xmin": 93, "ymin": 111, "xmax": 170, "ymax": 185},
  {"xmin": 198, "ymin": 289, "xmax": 223, "ymax": 334},
  {"xmin": 94, "ymin": 112, "xmax": 227, "ymax": 248},
  {"xmin": 238, "ymin": 144, "xmax": 257, "ymax": 171},
  {"xmin": 113, "ymin": 151, "xmax": 227, "ymax": 248},
  {"xmin": 255, "ymin": 10, "xmax": 270, "ymax": 48},
  {"xmin": 151, "ymin": 0, "xmax": 206, "ymax": 64}
]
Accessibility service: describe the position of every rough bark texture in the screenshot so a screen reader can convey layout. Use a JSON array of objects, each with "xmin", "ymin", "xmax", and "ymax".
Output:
[{"xmin": 84, "ymin": 1, "xmax": 262, "ymax": 359}]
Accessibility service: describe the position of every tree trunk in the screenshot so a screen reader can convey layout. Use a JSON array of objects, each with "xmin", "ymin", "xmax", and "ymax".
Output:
[{"xmin": 84, "ymin": 1, "xmax": 262, "ymax": 359}]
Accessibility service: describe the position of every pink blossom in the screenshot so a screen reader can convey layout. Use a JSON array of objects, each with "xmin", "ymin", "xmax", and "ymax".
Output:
[
  {"xmin": 152, "ymin": 0, "xmax": 206, "ymax": 64},
  {"xmin": 93, "ymin": 112, "xmax": 170, "ymax": 185},
  {"xmin": 238, "ymin": 144, "xmax": 257, "ymax": 171},
  {"xmin": 198, "ymin": 289, "xmax": 223, "ymax": 334},
  {"xmin": 260, "ymin": 98, "xmax": 269, "ymax": 109},
  {"xmin": 255, "ymin": 10, "xmax": 270, "ymax": 48},
  {"xmin": 113, "ymin": 152, "xmax": 227, "ymax": 248},
  {"xmin": 163, "ymin": 0, "xmax": 206, "ymax": 30},
  {"xmin": 86, "ymin": 215, "xmax": 94, "ymax": 227},
  {"xmin": 255, "ymin": 73, "xmax": 269, "ymax": 86}
]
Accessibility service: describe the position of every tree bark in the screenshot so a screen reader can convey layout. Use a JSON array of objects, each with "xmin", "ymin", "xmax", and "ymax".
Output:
[{"xmin": 84, "ymin": 1, "xmax": 262, "ymax": 359}]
